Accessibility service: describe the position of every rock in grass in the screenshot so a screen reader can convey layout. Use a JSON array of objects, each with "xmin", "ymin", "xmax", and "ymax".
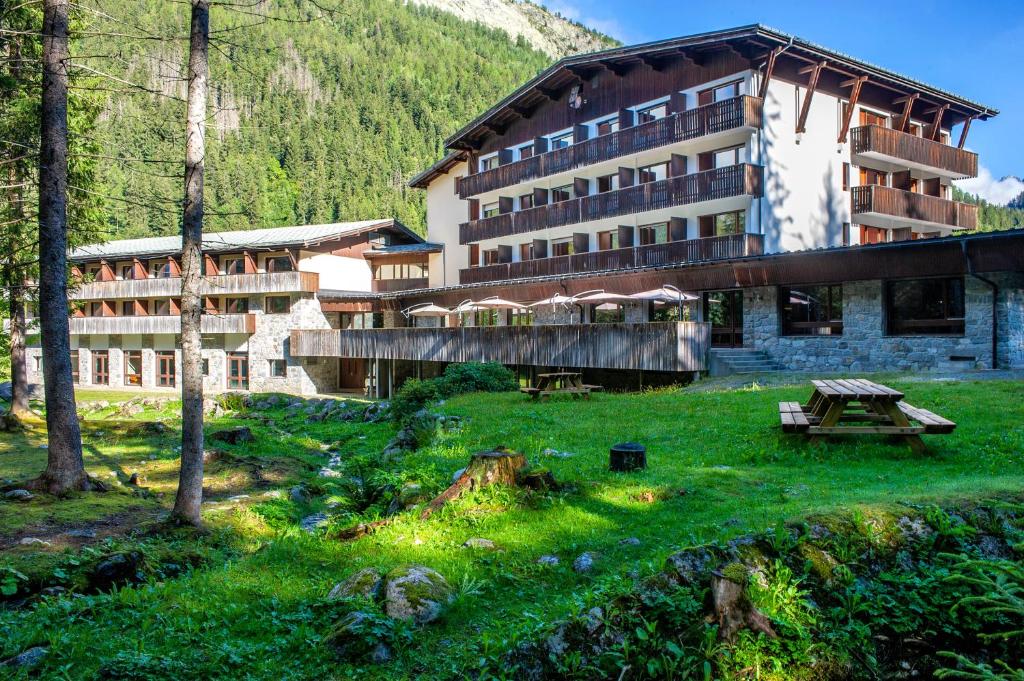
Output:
[
  {"xmin": 324, "ymin": 611, "xmax": 394, "ymax": 663},
  {"xmin": 300, "ymin": 513, "xmax": 329, "ymax": 533},
  {"xmin": 620, "ymin": 537, "xmax": 641, "ymax": 546},
  {"xmin": 1, "ymin": 646, "xmax": 48, "ymax": 669},
  {"xmin": 19, "ymin": 537, "xmax": 50, "ymax": 547},
  {"xmin": 328, "ymin": 567, "xmax": 383, "ymax": 601},
  {"xmin": 573, "ymin": 552, "xmax": 597, "ymax": 574},
  {"xmin": 4, "ymin": 489, "xmax": 32, "ymax": 501},
  {"xmin": 664, "ymin": 547, "xmax": 716, "ymax": 586},
  {"xmin": 208, "ymin": 427, "xmax": 254, "ymax": 445},
  {"xmin": 89, "ymin": 551, "xmax": 143, "ymax": 591},
  {"xmin": 537, "ymin": 555, "xmax": 560, "ymax": 566},
  {"xmin": 289, "ymin": 485, "xmax": 309, "ymax": 503},
  {"xmin": 462, "ymin": 537, "xmax": 497, "ymax": 550},
  {"xmin": 383, "ymin": 565, "xmax": 452, "ymax": 624},
  {"xmin": 66, "ymin": 528, "xmax": 97, "ymax": 539}
]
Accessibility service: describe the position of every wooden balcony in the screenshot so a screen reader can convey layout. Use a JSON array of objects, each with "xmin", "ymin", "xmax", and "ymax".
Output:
[
  {"xmin": 459, "ymin": 233, "xmax": 763, "ymax": 285},
  {"xmin": 69, "ymin": 313, "xmax": 256, "ymax": 335},
  {"xmin": 457, "ymin": 96, "xmax": 762, "ymax": 199},
  {"xmin": 851, "ymin": 185, "xmax": 977, "ymax": 230},
  {"xmin": 72, "ymin": 271, "xmax": 319, "ymax": 300},
  {"xmin": 291, "ymin": 322, "xmax": 710, "ymax": 373},
  {"xmin": 850, "ymin": 125, "xmax": 977, "ymax": 179},
  {"xmin": 459, "ymin": 163, "xmax": 763, "ymax": 245},
  {"xmin": 371, "ymin": 277, "xmax": 429, "ymax": 293}
]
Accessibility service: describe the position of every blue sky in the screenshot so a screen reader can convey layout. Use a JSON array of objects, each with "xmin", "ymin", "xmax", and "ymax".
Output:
[{"xmin": 546, "ymin": 0, "xmax": 1024, "ymax": 203}]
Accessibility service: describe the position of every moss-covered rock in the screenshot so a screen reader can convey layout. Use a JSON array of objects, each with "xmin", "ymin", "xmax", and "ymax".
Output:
[
  {"xmin": 328, "ymin": 567, "xmax": 383, "ymax": 601},
  {"xmin": 323, "ymin": 611, "xmax": 394, "ymax": 662},
  {"xmin": 382, "ymin": 565, "xmax": 452, "ymax": 624},
  {"xmin": 664, "ymin": 546, "xmax": 718, "ymax": 586}
]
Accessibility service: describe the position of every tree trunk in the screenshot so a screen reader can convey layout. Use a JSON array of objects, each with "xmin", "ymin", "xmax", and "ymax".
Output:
[
  {"xmin": 171, "ymin": 0, "xmax": 210, "ymax": 526},
  {"xmin": 8, "ymin": 280, "xmax": 30, "ymax": 417},
  {"xmin": 33, "ymin": 0, "xmax": 89, "ymax": 494},
  {"xmin": 420, "ymin": 447, "xmax": 527, "ymax": 519},
  {"xmin": 711, "ymin": 570, "xmax": 777, "ymax": 643}
]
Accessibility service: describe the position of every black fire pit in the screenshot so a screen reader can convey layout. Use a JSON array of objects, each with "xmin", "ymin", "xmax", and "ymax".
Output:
[{"xmin": 609, "ymin": 442, "xmax": 646, "ymax": 472}]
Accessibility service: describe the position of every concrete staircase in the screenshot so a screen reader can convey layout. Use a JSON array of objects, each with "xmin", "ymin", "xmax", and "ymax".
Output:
[{"xmin": 709, "ymin": 348, "xmax": 784, "ymax": 376}]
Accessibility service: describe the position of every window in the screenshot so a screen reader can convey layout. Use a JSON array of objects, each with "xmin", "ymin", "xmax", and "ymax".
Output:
[
  {"xmin": 474, "ymin": 309, "xmax": 499, "ymax": 326},
  {"xmin": 638, "ymin": 222, "xmax": 668, "ymax": 245},
  {"xmin": 518, "ymin": 144, "xmax": 534, "ymax": 160},
  {"xmin": 120, "ymin": 264, "xmax": 136, "ymax": 280},
  {"xmin": 153, "ymin": 299, "xmax": 171, "ymax": 316},
  {"xmin": 860, "ymin": 168, "xmax": 888, "ymax": 186},
  {"xmin": 519, "ymin": 193, "xmax": 534, "ymax": 210},
  {"xmin": 201, "ymin": 358, "xmax": 210, "ymax": 376},
  {"xmin": 150, "ymin": 260, "xmax": 174, "ymax": 278},
  {"xmin": 637, "ymin": 161, "xmax": 669, "ymax": 184},
  {"xmin": 842, "ymin": 222, "xmax": 851, "ymax": 247},
  {"xmin": 549, "ymin": 132, "xmax": 573, "ymax": 150},
  {"xmin": 596, "ymin": 117, "xmax": 619, "ymax": 136},
  {"xmin": 480, "ymin": 155, "xmax": 499, "ymax": 172},
  {"xmin": 860, "ymin": 225, "xmax": 887, "ymax": 244},
  {"xmin": 636, "ymin": 103, "xmax": 668, "ymax": 124},
  {"xmin": 157, "ymin": 351, "xmax": 175, "ymax": 387},
  {"xmin": 34, "ymin": 355, "xmax": 43, "ymax": 371},
  {"xmin": 519, "ymin": 243, "xmax": 533, "ymax": 261},
  {"xmin": 859, "ymin": 108, "xmax": 888, "ymax": 127},
  {"xmin": 597, "ymin": 173, "xmax": 619, "ymax": 193},
  {"xmin": 93, "ymin": 351, "xmax": 109, "ymax": 385},
  {"xmin": 268, "ymin": 359, "xmax": 287, "ymax": 377},
  {"xmin": 70, "ymin": 351, "xmax": 79, "ymax": 383},
  {"xmin": 712, "ymin": 146, "xmax": 745, "ymax": 168},
  {"xmin": 89, "ymin": 301, "xmax": 104, "ymax": 317},
  {"xmin": 597, "ymin": 230, "xmax": 619, "ymax": 251},
  {"xmin": 227, "ymin": 353, "xmax": 249, "ymax": 389},
  {"xmin": 551, "ymin": 239, "xmax": 573, "ymax": 257},
  {"xmin": 842, "ymin": 162, "xmax": 850, "ymax": 191},
  {"xmin": 510, "ymin": 308, "xmax": 533, "ymax": 326},
  {"xmin": 698, "ymin": 80, "xmax": 740, "ymax": 105},
  {"xmin": 551, "ymin": 185, "xmax": 573, "ymax": 202},
  {"xmin": 225, "ymin": 297, "xmax": 249, "ymax": 314},
  {"xmin": 779, "ymin": 285, "xmax": 843, "ymax": 336},
  {"xmin": 223, "ymin": 257, "xmax": 245, "ymax": 275},
  {"xmin": 265, "ymin": 295, "xmax": 290, "ymax": 314},
  {"xmin": 885, "ymin": 277, "xmax": 965, "ymax": 336},
  {"xmin": 590, "ymin": 303, "xmax": 625, "ymax": 324},
  {"xmin": 124, "ymin": 351, "xmax": 142, "ymax": 385},
  {"xmin": 265, "ymin": 255, "xmax": 292, "ymax": 272},
  {"xmin": 341, "ymin": 312, "xmax": 376, "ymax": 329},
  {"xmin": 482, "ymin": 202, "xmax": 500, "ymax": 218},
  {"xmin": 714, "ymin": 211, "xmax": 745, "ymax": 236},
  {"xmin": 122, "ymin": 301, "xmax": 136, "ymax": 316}
]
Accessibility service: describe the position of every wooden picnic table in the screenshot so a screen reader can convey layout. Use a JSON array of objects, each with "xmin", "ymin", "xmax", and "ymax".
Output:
[
  {"xmin": 520, "ymin": 371, "xmax": 601, "ymax": 401},
  {"xmin": 779, "ymin": 378, "xmax": 956, "ymax": 453}
]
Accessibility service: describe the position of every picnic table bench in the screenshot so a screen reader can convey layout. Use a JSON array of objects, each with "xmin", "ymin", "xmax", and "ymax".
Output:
[
  {"xmin": 779, "ymin": 378, "xmax": 956, "ymax": 452},
  {"xmin": 521, "ymin": 372, "xmax": 600, "ymax": 401}
]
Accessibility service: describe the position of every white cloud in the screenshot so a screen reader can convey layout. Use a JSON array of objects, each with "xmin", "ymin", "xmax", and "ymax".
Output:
[{"xmin": 955, "ymin": 166, "xmax": 1024, "ymax": 205}]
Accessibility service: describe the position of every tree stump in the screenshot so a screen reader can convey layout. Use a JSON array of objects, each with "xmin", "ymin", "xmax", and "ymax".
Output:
[
  {"xmin": 420, "ymin": 447, "xmax": 527, "ymax": 519},
  {"xmin": 711, "ymin": 567, "xmax": 777, "ymax": 642},
  {"xmin": 609, "ymin": 442, "xmax": 646, "ymax": 472}
]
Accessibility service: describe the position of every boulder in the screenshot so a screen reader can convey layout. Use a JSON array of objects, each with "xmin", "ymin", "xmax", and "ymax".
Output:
[
  {"xmin": 382, "ymin": 565, "xmax": 452, "ymax": 624},
  {"xmin": 89, "ymin": 551, "xmax": 143, "ymax": 591},
  {"xmin": 324, "ymin": 611, "xmax": 393, "ymax": 663},
  {"xmin": 327, "ymin": 567, "xmax": 383, "ymax": 600},
  {"xmin": 537, "ymin": 555, "xmax": 560, "ymax": 566},
  {"xmin": 397, "ymin": 483, "xmax": 427, "ymax": 509},
  {"xmin": 19, "ymin": 537, "xmax": 51, "ymax": 547},
  {"xmin": 620, "ymin": 537, "xmax": 641, "ymax": 546},
  {"xmin": 362, "ymin": 401, "xmax": 390, "ymax": 423},
  {"xmin": 208, "ymin": 427, "xmax": 254, "ymax": 445},
  {"xmin": 300, "ymin": 513, "xmax": 329, "ymax": 533},
  {"xmin": 664, "ymin": 547, "xmax": 717, "ymax": 586},
  {"xmin": 573, "ymin": 552, "xmax": 597, "ymax": 574},
  {"xmin": 1, "ymin": 646, "xmax": 48, "ymax": 669},
  {"xmin": 289, "ymin": 485, "xmax": 309, "ymax": 503},
  {"xmin": 4, "ymin": 489, "xmax": 33, "ymax": 501},
  {"xmin": 462, "ymin": 537, "xmax": 497, "ymax": 550},
  {"xmin": 0, "ymin": 381, "xmax": 11, "ymax": 401}
]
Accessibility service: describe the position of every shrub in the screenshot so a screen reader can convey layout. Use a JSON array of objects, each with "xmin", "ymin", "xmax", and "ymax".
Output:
[{"xmin": 391, "ymin": 362, "xmax": 516, "ymax": 422}]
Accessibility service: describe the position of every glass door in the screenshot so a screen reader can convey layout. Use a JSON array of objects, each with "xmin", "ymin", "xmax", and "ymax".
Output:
[
  {"xmin": 156, "ymin": 352, "xmax": 175, "ymax": 387},
  {"xmin": 703, "ymin": 290, "xmax": 743, "ymax": 348},
  {"xmin": 227, "ymin": 353, "xmax": 249, "ymax": 390}
]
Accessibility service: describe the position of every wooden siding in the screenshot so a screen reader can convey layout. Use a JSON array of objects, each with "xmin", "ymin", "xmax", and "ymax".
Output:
[
  {"xmin": 459, "ymin": 164, "xmax": 763, "ymax": 245},
  {"xmin": 72, "ymin": 271, "xmax": 319, "ymax": 300},
  {"xmin": 851, "ymin": 186, "xmax": 977, "ymax": 230},
  {"xmin": 849, "ymin": 125, "xmax": 977, "ymax": 178},
  {"xmin": 69, "ymin": 313, "xmax": 256, "ymax": 335},
  {"xmin": 290, "ymin": 322, "xmax": 710, "ymax": 372},
  {"xmin": 459, "ymin": 96, "xmax": 762, "ymax": 198},
  {"xmin": 372, "ymin": 278, "xmax": 430, "ymax": 293},
  {"xmin": 460, "ymin": 233, "xmax": 763, "ymax": 285}
]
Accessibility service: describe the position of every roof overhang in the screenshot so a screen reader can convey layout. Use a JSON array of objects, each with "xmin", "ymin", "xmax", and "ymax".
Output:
[{"xmin": 408, "ymin": 151, "xmax": 467, "ymax": 189}]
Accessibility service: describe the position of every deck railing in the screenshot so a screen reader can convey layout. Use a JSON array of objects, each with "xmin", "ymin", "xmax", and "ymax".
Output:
[
  {"xmin": 72, "ymin": 270, "xmax": 319, "ymax": 300},
  {"xmin": 459, "ymin": 233, "xmax": 763, "ymax": 285},
  {"xmin": 291, "ymin": 322, "xmax": 710, "ymax": 373},
  {"xmin": 69, "ymin": 313, "xmax": 256, "ymax": 335},
  {"xmin": 457, "ymin": 96, "xmax": 762, "ymax": 199},
  {"xmin": 851, "ymin": 185, "xmax": 978, "ymax": 230},
  {"xmin": 849, "ymin": 125, "xmax": 977, "ymax": 178},
  {"xmin": 371, "ymin": 277, "xmax": 429, "ymax": 293},
  {"xmin": 459, "ymin": 163, "xmax": 763, "ymax": 245}
]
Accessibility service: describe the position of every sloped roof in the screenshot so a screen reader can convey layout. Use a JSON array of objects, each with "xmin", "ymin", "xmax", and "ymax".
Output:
[
  {"xmin": 363, "ymin": 242, "xmax": 444, "ymax": 257},
  {"xmin": 445, "ymin": 23, "xmax": 998, "ymax": 151},
  {"xmin": 70, "ymin": 220, "xmax": 416, "ymax": 262},
  {"xmin": 408, "ymin": 151, "xmax": 467, "ymax": 189}
]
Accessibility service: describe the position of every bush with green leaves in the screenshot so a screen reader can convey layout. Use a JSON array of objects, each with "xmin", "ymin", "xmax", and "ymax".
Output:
[{"xmin": 391, "ymin": 362, "xmax": 516, "ymax": 421}]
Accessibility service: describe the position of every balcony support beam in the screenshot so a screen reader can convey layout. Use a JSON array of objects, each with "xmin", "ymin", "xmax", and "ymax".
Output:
[
  {"xmin": 957, "ymin": 115, "xmax": 973, "ymax": 150},
  {"xmin": 796, "ymin": 61, "xmax": 827, "ymax": 134},
  {"xmin": 757, "ymin": 47, "xmax": 781, "ymax": 100},
  {"xmin": 837, "ymin": 76, "xmax": 867, "ymax": 143},
  {"xmin": 924, "ymin": 104, "xmax": 949, "ymax": 141},
  {"xmin": 893, "ymin": 93, "xmax": 919, "ymax": 133}
]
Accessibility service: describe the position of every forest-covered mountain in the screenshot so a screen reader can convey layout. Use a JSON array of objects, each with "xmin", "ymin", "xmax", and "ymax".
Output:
[
  {"xmin": 80, "ymin": 0, "xmax": 616, "ymax": 238},
  {"xmin": 952, "ymin": 186, "xmax": 1024, "ymax": 232}
]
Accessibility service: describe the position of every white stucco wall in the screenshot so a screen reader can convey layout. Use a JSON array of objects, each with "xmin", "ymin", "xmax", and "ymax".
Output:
[
  {"xmin": 298, "ymin": 251, "xmax": 372, "ymax": 291},
  {"xmin": 424, "ymin": 160, "xmax": 468, "ymax": 287}
]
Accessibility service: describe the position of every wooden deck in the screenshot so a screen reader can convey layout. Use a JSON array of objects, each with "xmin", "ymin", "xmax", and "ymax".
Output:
[{"xmin": 290, "ymin": 322, "xmax": 710, "ymax": 372}]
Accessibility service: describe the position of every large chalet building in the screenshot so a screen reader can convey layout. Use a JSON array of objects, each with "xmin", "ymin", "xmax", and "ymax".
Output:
[{"xmin": 28, "ymin": 25, "xmax": 1024, "ymax": 396}]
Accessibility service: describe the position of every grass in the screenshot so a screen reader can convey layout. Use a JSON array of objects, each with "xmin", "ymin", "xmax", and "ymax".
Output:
[{"xmin": 1, "ymin": 375, "xmax": 1023, "ymax": 679}]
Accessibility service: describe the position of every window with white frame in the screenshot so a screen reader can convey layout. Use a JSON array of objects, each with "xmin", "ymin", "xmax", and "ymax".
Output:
[
  {"xmin": 480, "ymin": 154, "xmax": 499, "ymax": 172},
  {"xmin": 549, "ymin": 131, "xmax": 573, "ymax": 150}
]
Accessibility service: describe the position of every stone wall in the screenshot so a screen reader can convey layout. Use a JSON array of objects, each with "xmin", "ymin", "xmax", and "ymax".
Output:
[{"xmin": 743, "ymin": 274, "xmax": 1021, "ymax": 372}]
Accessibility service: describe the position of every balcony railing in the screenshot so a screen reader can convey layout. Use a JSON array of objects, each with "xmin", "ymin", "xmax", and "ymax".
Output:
[
  {"xmin": 72, "ymin": 270, "xmax": 319, "ymax": 300},
  {"xmin": 457, "ymin": 96, "xmax": 762, "ymax": 199},
  {"xmin": 459, "ymin": 163, "xmax": 763, "ymax": 245},
  {"xmin": 459, "ymin": 232, "xmax": 763, "ymax": 285},
  {"xmin": 69, "ymin": 313, "xmax": 256, "ymax": 335},
  {"xmin": 851, "ymin": 185, "xmax": 977, "ymax": 230},
  {"xmin": 850, "ymin": 125, "xmax": 978, "ymax": 179},
  {"xmin": 371, "ymin": 277, "xmax": 429, "ymax": 293},
  {"xmin": 291, "ymin": 322, "xmax": 710, "ymax": 373}
]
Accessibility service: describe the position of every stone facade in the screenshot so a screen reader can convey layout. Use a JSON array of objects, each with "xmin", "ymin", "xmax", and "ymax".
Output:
[{"xmin": 743, "ymin": 274, "xmax": 1024, "ymax": 372}]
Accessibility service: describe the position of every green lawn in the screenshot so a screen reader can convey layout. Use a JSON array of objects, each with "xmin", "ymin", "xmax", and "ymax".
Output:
[{"xmin": 1, "ymin": 376, "xmax": 1022, "ymax": 679}]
